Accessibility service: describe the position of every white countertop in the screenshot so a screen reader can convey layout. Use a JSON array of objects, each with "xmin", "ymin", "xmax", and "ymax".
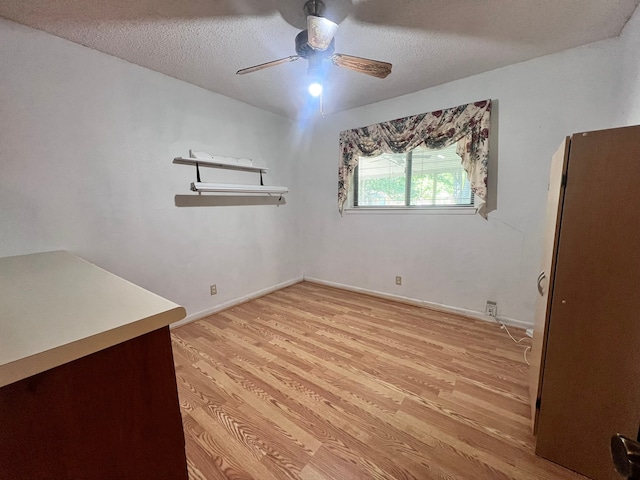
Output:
[{"xmin": 0, "ymin": 251, "xmax": 186, "ymax": 387}]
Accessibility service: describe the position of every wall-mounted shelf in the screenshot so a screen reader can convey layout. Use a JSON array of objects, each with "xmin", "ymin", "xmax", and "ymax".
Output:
[
  {"xmin": 174, "ymin": 151, "xmax": 288, "ymax": 196},
  {"xmin": 173, "ymin": 157, "xmax": 268, "ymax": 173},
  {"xmin": 191, "ymin": 182, "xmax": 288, "ymax": 194}
]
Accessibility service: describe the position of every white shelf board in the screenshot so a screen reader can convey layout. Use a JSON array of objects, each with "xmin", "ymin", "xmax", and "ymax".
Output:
[
  {"xmin": 191, "ymin": 182, "xmax": 288, "ymax": 194},
  {"xmin": 173, "ymin": 157, "xmax": 268, "ymax": 172}
]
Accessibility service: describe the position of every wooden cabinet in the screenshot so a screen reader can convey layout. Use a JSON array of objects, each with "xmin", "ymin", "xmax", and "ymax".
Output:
[
  {"xmin": 0, "ymin": 327, "xmax": 188, "ymax": 480},
  {"xmin": 529, "ymin": 125, "xmax": 640, "ymax": 480},
  {"xmin": 0, "ymin": 251, "xmax": 188, "ymax": 480}
]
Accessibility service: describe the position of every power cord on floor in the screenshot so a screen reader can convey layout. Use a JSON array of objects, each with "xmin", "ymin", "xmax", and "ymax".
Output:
[{"xmin": 492, "ymin": 316, "xmax": 532, "ymax": 365}]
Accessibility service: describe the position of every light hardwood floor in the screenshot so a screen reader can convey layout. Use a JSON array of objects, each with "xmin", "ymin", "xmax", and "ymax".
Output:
[{"xmin": 171, "ymin": 282, "xmax": 587, "ymax": 480}]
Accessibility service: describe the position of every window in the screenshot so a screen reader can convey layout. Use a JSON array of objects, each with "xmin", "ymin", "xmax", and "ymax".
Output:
[{"xmin": 352, "ymin": 144, "xmax": 474, "ymax": 209}]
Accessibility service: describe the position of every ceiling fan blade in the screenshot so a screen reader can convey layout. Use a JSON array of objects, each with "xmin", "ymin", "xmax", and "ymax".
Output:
[
  {"xmin": 307, "ymin": 15, "xmax": 338, "ymax": 50},
  {"xmin": 236, "ymin": 56, "xmax": 300, "ymax": 75},
  {"xmin": 331, "ymin": 53, "xmax": 392, "ymax": 79}
]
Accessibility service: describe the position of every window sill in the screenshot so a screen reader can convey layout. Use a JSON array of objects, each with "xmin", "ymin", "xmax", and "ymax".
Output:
[{"xmin": 344, "ymin": 206, "xmax": 477, "ymax": 215}]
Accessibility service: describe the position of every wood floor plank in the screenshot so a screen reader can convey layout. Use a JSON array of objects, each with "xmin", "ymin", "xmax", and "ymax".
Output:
[
  {"xmin": 192, "ymin": 357, "xmax": 323, "ymax": 456},
  {"xmin": 172, "ymin": 281, "xmax": 587, "ymax": 480},
  {"xmin": 182, "ymin": 412, "xmax": 249, "ymax": 480}
]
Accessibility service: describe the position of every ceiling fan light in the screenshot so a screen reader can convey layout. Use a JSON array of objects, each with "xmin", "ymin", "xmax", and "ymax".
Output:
[
  {"xmin": 307, "ymin": 15, "xmax": 338, "ymax": 51},
  {"xmin": 308, "ymin": 82, "xmax": 323, "ymax": 97}
]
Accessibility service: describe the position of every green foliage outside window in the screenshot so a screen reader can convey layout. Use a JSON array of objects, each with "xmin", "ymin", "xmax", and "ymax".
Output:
[{"xmin": 356, "ymin": 145, "xmax": 472, "ymax": 207}]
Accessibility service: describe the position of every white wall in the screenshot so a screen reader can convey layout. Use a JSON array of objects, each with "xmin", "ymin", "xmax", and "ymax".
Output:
[
  {"xmin": 619, "ymin": 5, "xmax": 640, "ymax": 124},
  {"xmin": 0, "ymin": 18, "xmax": 301, "ymax": 318},
  {"xmin": 300, "ymin": 36, "xmax": 625, "ymax": 326}
]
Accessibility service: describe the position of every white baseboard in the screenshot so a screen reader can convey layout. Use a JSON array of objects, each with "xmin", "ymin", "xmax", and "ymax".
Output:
[
  {"xmin": 303, "ymin": 276, "xmax": 531, "ymax": 330},
  {"xmin": 170, "ymin": 276, "xmax": 304, "ymax": 330},
  {"xmin": 171, "ymin": 275, "xmax": 531, "ymax": 331}
]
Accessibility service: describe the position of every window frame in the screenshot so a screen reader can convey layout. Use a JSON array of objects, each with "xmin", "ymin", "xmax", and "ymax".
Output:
[{"xmin": 347, "ymin": 147, "xmax": 478, "ymax": 215}]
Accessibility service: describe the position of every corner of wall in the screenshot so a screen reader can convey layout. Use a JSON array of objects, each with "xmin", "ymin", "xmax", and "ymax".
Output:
[{"xmin": 616, "ymin": 4, "xmax": 640, "ymax": 125}]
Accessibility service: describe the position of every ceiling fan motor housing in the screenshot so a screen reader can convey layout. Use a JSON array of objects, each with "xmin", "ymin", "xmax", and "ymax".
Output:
[
  {"xmin": 304, "ymin": 0, "xmax": 326, "ymax": 17},
  {"xmin": 295, "ymin": 30, "xmax": 335, "ymax": 58}
]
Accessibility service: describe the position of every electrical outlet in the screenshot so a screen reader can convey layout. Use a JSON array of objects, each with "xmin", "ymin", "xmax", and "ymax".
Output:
[
  {"xmin": 210, "ymin": 284, "xmax": 217, "ymax": 296},
  {"xmin": 485, "ymin": 300, "xmax": 497, "ymax": 317},
  {"xmin": 395, "ymin": 276, "xmax": 402, "ymax": 285}
]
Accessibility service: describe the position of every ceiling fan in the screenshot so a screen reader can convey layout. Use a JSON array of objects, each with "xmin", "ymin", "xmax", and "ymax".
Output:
[{"xmin": 236, "ymin": 0, "xmax": 392, "ymax": 96}]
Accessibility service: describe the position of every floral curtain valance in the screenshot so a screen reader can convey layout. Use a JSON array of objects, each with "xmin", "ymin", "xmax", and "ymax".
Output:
[{"xmin": 338, "ymin": 99, "xmax": 491, "ymax": 216}]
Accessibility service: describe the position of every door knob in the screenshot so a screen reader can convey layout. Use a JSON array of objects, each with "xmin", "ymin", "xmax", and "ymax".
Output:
[{"xmin": 611, "ymin": 434, "xmax": 640, "ymax": 479}]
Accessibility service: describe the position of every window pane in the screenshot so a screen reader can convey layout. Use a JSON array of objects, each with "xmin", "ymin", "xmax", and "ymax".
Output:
[
  {"xmin": 357, "ymin": 153, "xmax": 407, "ymax": 206},
  {"xmin": 410, "ymin": 145, "xmax": 472, "ymax": 206},
  {"xmin": 355, "ymin": 144, "xmax": 472, "ymax": 208}
]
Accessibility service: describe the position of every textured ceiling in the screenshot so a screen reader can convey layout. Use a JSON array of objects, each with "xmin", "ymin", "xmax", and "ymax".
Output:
[{"xmin": 1, "ymin": 0, "xmax": 638, "ymax": 119}]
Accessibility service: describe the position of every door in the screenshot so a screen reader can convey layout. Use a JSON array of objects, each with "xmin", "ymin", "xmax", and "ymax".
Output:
[
  {"xmin": 535, "ymin": 126, "xmax": 640, "ymax": 480},
  {"xmin": 529, "ymin": 137, "xmax": 570, "ymax": 431}
]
